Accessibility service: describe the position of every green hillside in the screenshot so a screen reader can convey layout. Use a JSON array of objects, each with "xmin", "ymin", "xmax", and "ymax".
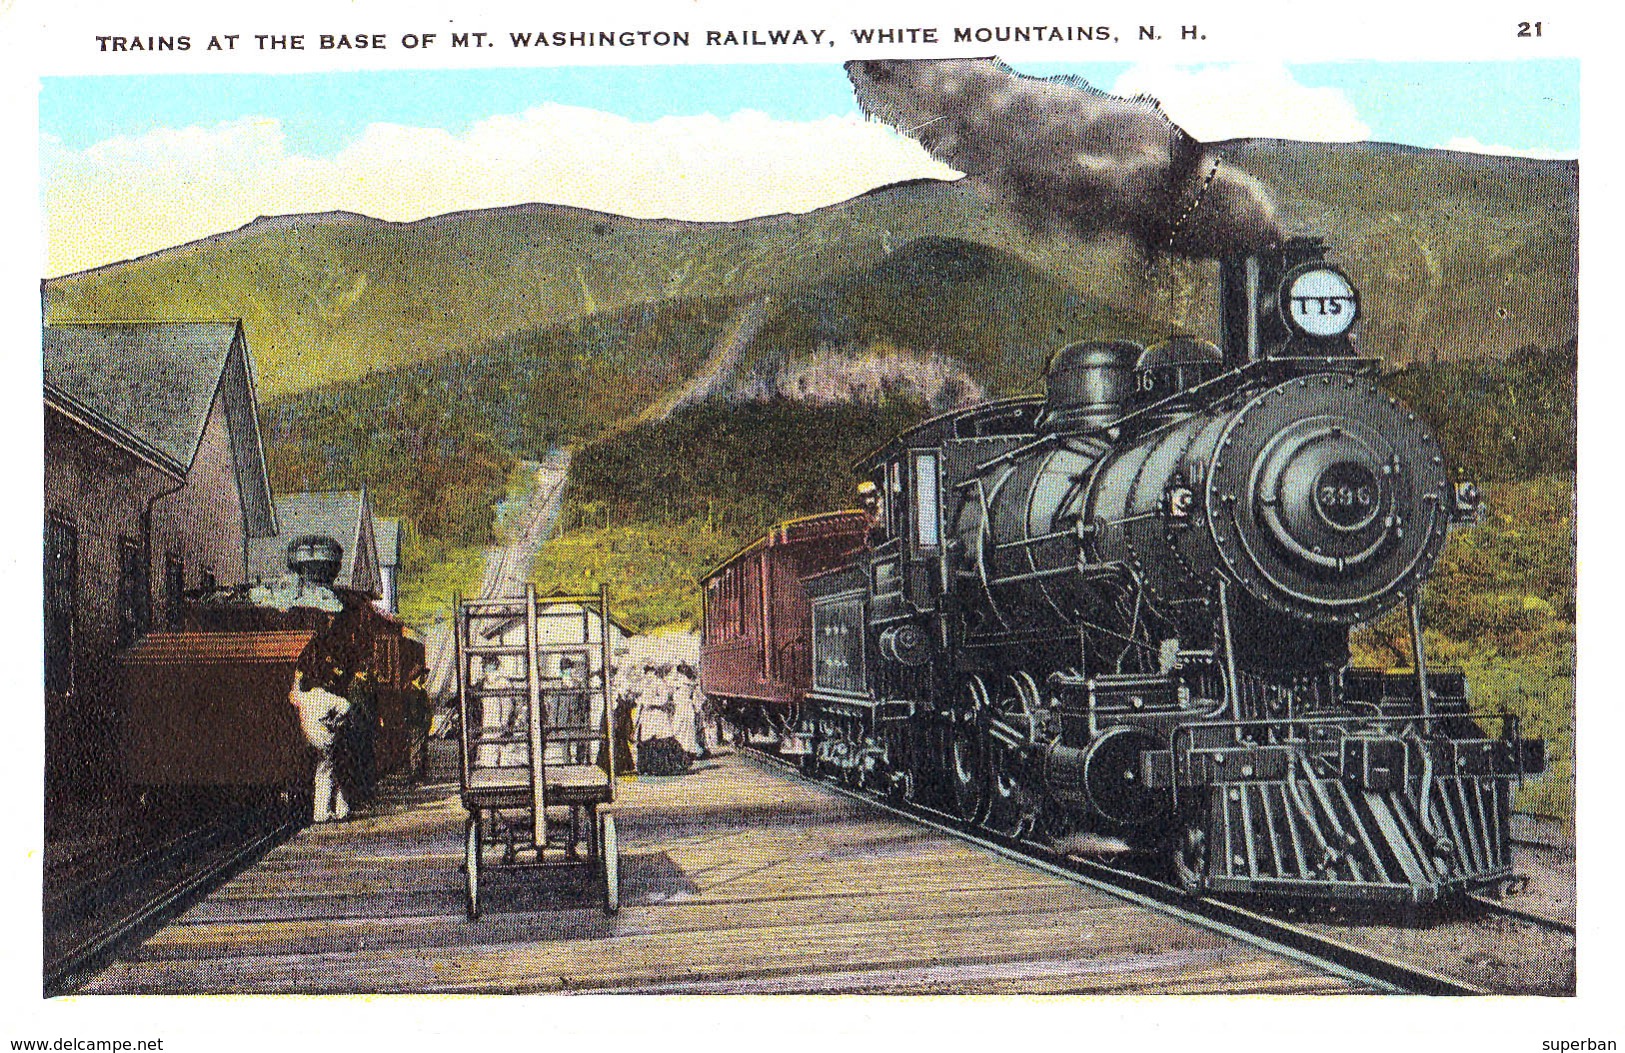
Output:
[
  {"xmin": 1384, "ymin": 338, "xmax": 1577, "ymax": 479},
  {"xmin": 737, "ymin": 236, "xmax": 1161, "ymax": 400},
  {"xmin": 45, "ymin": 181, "xmax": 1082, "ymax": 396}
]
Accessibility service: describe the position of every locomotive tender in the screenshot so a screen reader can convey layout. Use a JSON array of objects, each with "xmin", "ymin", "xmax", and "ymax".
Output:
[{"xmin": 704, "ymin": 237, "xmax": 1545, "ymax": 904}]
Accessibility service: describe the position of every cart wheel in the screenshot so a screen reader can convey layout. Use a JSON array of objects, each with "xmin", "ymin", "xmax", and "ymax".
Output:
[
  {"xmin": 601, "ymin": 812, "xmax": 620, "ymax": 915},
  {"xmin": 465, "ymin": 813, "xmax": 483, "ymax": 920}
]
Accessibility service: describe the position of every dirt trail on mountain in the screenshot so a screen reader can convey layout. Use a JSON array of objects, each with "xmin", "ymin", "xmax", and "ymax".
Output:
[
  {"xmin": 635, "ymin": 296, "xmax": 770, "ymax": 425},
  {"xmin": 421, "ymin": 298, "xmax": 765, "ymax": 700},
  {"xmin": 423, "ymin": 448, "xmax": 572, "ymax": 700}
]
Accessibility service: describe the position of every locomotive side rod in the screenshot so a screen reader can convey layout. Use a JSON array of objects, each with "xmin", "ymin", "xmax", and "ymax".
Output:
[{"xmin": 737, "ymin": 747, "xmax": 1484, "ymax": 995}]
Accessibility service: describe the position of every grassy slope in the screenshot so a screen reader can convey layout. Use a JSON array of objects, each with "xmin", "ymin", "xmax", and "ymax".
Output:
[
  {"xmin": 1222, "ymin": 141, "xmax": 1578, "ymax": 363},
  {"xmin": 45, "ymin": 181, "xmax": 1056, "ymax": 396},
  {"xmin": 738, "ymin": 236, "xmax": 1162, "ymax": 398}
]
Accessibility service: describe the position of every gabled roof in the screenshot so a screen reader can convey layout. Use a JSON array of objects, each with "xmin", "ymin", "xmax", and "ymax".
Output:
[
  {"xmin": 248, "ymin": 490, "xmax": 382, "ymax": 597},
  {"xmin": 43, "ymin": 321, "xmax": 279, "ymax": 538},
  {"xmin": 374, "ymin": 518, "xmax": 400, "ymax": 569}
]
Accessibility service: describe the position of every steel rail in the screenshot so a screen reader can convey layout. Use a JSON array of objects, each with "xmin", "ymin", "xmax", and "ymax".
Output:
[
  {"xmin": 738, "ymin": 747, "xmax": 1484, "ymax": 995},
  {"xmin": 44, "ymin": 812, "xmax": 300, "ymax": 996},
  {"xmin": 1465, "ymin": 894, "xmax": 1576, "ymax": 936}
]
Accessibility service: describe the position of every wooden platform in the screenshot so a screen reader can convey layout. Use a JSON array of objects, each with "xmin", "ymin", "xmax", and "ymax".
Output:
[{"xmin": 81, "ymin": 747, "xmax": 1360, "ymax": 995}]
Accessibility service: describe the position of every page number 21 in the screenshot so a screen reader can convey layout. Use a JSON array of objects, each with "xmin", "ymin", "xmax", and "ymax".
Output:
[{"xmin": 1517, "ymin": 21, "xmax": 1543, "ymax": 36}]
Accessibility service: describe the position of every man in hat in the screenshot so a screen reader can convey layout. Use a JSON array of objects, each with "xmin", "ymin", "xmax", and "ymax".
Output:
[{"xmin": 291, "ymin": 668, "xmax": 352, "ymax": 822}]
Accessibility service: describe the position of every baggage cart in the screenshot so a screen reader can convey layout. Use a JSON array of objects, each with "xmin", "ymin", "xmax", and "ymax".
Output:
[{"xmin": 454, "ymin": 583, "xmax": 619, "ymax": 918}]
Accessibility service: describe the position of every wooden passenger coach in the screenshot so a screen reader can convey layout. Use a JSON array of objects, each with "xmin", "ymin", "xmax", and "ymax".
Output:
[{"xmin": 700, "ymin": 511, "xmax": 869, "ymax": 746}]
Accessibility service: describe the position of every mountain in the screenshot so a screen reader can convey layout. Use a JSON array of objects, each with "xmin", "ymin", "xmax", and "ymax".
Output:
[
  {"xmin": 44, "ymin": 140, "xmax": 1576, "ymax": 403},
  {"xmin": 45, "ymin": 180, "xmax": 1113, "ymax": 397}
]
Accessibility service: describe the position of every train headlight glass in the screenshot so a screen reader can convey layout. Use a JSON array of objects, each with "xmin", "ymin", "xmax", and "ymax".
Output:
[{"xmin": 1281, "ymin": 266, "xmax": 1359, "ymax": 338}]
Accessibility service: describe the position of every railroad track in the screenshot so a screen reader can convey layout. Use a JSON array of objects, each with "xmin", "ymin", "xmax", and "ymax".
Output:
[
  {"xmin": 44, "ymin": 808, "xmax": 301, "ymax": 996},
  {"xmin": 739, "ymin": 746, "xmax": 1568, "ymax": 995},
  {"xmin": 426, "ymin": 451, "xmax": 572, "ymax": 703},
  {"xmin": 1465, "ymin": 893, "xmax": 1575, "ymax": 936}
]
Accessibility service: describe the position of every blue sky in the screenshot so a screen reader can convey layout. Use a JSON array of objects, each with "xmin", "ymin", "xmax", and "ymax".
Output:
[
  {"xmin": 40, "ymin": 59, "xmax": 1579, "ymax": 275},
  {"xmin": 41, "ymin": 59, "xmax": 1579, "ymax": 156}
]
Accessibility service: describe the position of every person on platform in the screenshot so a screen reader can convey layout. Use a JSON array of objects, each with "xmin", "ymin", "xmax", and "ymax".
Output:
[
  {"xmin": 291, "ymin": 668, "xmax": 352, "ymax": 823},
  {"xmin": 403, "ymin": 664, "xmax": 432, "ymax": 780},
  {"xmin": 554, "ymin": 654, "xmax": 592, "ymax": 765},
  {"xmin": 635, "ymin": 662, "xmax": 690, "ymax": 776},
  {"xmin": 339, "ymin": 667, "xmax": 378, "ymax": 804},
  {"xmin": 672, "ymin": 662, "xmax": 707, "ymax": 760},
  {"xmin": 611, "ymin": 664, "xmax": 637, "ymax": 774},
  {"xmin": 475, "ymin": 654, "xmax": 523, "ymax": 767}
]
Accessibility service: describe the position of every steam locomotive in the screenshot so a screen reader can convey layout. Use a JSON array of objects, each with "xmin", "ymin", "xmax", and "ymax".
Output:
[{"xmin": 703, "ymin": 236, "xmax": 1545, "ymax": 905}]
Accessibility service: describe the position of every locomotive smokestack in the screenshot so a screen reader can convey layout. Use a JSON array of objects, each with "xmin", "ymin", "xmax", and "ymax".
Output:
[
  {"xmin": 846, "ymin": 58, "xmax": 1284, "ymax": 259},
  {"xmin": 286, "ymin": 534, "xmax": 344, "ymax": 587}
]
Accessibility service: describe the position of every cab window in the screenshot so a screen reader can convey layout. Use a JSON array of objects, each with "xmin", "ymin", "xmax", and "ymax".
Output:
[{"xmin": 913, "ymin": 451, "xmax": 940, "ymax": 547}]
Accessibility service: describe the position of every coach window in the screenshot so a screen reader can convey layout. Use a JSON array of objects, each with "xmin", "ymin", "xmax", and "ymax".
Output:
[{"xmin": 913, "ymin": 451, "xmax": 940, "ymax": 547}]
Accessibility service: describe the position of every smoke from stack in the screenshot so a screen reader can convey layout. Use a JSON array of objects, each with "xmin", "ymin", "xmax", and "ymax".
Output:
[{"xmin": 846, "ymin": 58, "xmax": 1284, "ymax": 260}]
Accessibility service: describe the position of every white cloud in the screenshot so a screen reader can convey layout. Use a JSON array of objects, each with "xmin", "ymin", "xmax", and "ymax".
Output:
[
  {"xmin": 1110, "ymin": 63, "xmax": 1371, "ymax": 143},
  {"xmin": 1439, "ymin": 136, "xmax": 1575, "ymax": 160},
  {"xmin": 43, "ymin": 105, "xmax": 961, "ymax": 276}
]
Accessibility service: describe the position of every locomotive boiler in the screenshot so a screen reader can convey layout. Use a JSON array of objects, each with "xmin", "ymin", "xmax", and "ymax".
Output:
[{"xmin": 713, "ymin": 236, "xmax": 1546, "ymax": 905}]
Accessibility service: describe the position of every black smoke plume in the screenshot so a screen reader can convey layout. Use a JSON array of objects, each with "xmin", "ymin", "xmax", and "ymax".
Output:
[{"xmin": 847, "ymin": 58, "xmax": 1284, "ymax": 259}]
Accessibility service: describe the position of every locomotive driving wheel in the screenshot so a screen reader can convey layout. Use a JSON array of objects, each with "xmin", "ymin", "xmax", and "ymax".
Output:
[
  {"xmin": 947, "ymin": 676, "xmax": 992, "ymax": 823},
  {"xmin": 982, "ymin": 673, "xmax": 1043, "ymax": 839}
]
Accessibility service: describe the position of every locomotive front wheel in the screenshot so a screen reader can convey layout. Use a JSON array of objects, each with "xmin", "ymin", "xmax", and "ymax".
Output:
[
  {"xmin": 465, "ymin": 813, "xmax": 483, "ymax": 920},
  {"xmin": 601, "ymin": 813, "xmax": 620, "ymax": 915},
  {"xmin": 1037, "ymin": 796, "xmax": 1080, "ymax": 843},
  {"xmin": 982, "ymin": 745, "xmax": 1033, "ymax": 839},
  {"xmin": 1172, "ymin": 823, "xmax": 1210, "ymax": 894}
]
